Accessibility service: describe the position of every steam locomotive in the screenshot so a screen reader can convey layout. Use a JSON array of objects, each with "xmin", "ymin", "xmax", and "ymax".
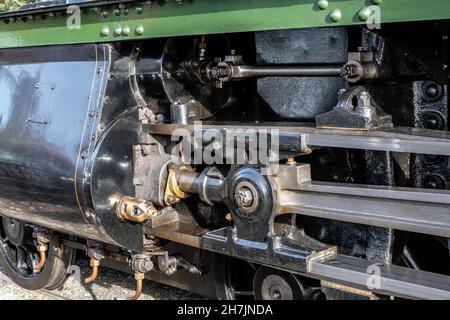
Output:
[{"xmin": 0, "ymin": 0, "xmax": 449, "ymax": 300}]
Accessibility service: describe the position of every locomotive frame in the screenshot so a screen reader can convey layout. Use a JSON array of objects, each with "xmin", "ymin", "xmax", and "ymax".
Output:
[{"xmin": 0, "ymin": 0, "xmax": 449, "ymax": 300}]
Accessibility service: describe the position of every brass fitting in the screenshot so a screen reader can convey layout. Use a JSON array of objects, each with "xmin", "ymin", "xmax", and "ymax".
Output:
[
  {"xmin": 116, "ymin": 196, "xmax": 157, "ymax": 223},
  {"xmin": 127, "ymin": 272, "xmax": 145, "ymax": 300},
  {"xmin": 85, "ymin": 258, "xmax": 101, "ymax": 284},
  {"xmin": 225, "ymin": 213, "xmax": 233, "ymax": 222},
  {"xmin": 34, "ymin": 243, "xmax": 48, "ymax": 271},
  {"xmin": 286, "ymin": 156, "xmax": 297, "ymax": 165},
  {"xmin": 164, "ymin": 165, "xmax": 191, "ymax": 206}
]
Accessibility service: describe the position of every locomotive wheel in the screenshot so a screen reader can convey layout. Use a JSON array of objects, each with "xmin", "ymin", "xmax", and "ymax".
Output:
[
  {"xmin": 0, "ymin": 217, "xmax": 74, "ymax": 290},
  {"xmin": 253, "ymin": 267, "xmax": 305, "ymax": 300}
]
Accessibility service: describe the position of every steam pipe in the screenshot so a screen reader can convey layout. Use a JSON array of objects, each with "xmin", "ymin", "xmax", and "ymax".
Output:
[
  {"xmin": 85, "ymin": 258, "xmax": 100, "ymax": 284},
  {"xmin": 34, "ymin": 243, "xmax": 48, "ymax": 271},
  {"xmin": 127, "ymin": 273, "xmax": 144, "ymax": 300}
]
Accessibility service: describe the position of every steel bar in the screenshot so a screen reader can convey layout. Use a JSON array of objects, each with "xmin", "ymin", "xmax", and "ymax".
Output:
[
  {"xmin": 309, "ymin": 254, "xmax": 450, "ymax": 300},
  {"xmin": 146, "ymin": 123, "xmax": 450, "ymax": 156},
  {"xmin": 231, "ymin": 65, "xmax": 343, "ymax": 78},
  {"xmin": 279, "ymin": 181, "xmax": 450, "ymax": 238}
]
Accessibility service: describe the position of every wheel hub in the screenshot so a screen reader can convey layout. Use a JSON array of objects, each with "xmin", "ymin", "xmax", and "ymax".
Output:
[
  {"xmin": 260, "ymin": 274, "xmax": 294, "ymax": 300},
  {"xmin": 253, "ymin": 267, "xmax": 305, "ymax": 300},
  {"xmin": 2, "ymin": 217, "xmax": 24, "ymax": 246}
]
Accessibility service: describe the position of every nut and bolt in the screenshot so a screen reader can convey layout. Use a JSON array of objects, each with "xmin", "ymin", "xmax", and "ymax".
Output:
[
  {"xmin": 166, "ymin": 195, "xmax": 177, "ymax": 205},
  {"xmin": 357, "ymin": 91, "xmax": 371, "ymax": 108},
  {"xmin": 234, "ymin": 187, "xmax": 254, "ymax": 208},
  {"xmin": 330, "ymin": 9, "xmax": 342, "ymax": 22},
  {"xmin": 100, "ymin": 26, "xmax": 109, "ymax": 37},
  {"xmin": 425, "ymin": 83, "xmax": 441, "ymax": 100},
  {"xmin": 287, "ymin": 156, "xmax": 296, "ymax": 165},
  {"xmin": 317, "ymin": 0, "xmax": 328, "ymax": 10},
  {"xmin": 135, "ymin": 25, "xmax": 144, "ymax": 35},
  {"xmin": 358, "ymin": 7, "xmax": 371, "ymax": 21}
]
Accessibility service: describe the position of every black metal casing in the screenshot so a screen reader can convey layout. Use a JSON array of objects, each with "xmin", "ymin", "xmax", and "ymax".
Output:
[{"xmin": 0, "ymin": 44, "xmax": 143, "ymax": 251}]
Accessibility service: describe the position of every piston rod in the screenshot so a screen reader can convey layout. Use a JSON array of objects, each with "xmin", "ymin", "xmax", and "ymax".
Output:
[{"xmin": 230, "ymin": 65, "xmax": 344, "ymax": 78}]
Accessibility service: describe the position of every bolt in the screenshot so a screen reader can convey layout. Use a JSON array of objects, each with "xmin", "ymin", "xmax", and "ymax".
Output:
[
  {"xmin": 100, "ymin": 26, "xmax": 109, "ymax": 37},
  {"xmin": 225, "ymin": 213, "xmax": 233, "ymax": 222},
  {"xmin": 146, "ymin": 206, "xmax": 157, "ymax": 218},
  {"xmin": 425, "ymin": 83, "xmax": 441, "ymax": 99},
  {"xmin": 424, "ymin": 175, "xmax": 445, "ymax": 190},
  {"xmin": 358, "ymin": 7, "xmax": 371, "ymax": 21},
  {"xmin": 144, "ymin": 109, "xmax": 154, "ymax": 119},
  {"xmin": 122, "ymin": 26, "xmax": 131, "ymax": 36},
  {"xmin": 287, "ymin": 156, "xmax": 296, "ymax": 165},
  {"xmin": 135, "ymin": 7, "xmax": 143, "ymax": 14},
  {"xmin": 114, "ymin": 26, "xmax": 122, "ymax": 36},
  {"xmin": 330, "ymin": 9, "xmax": 342, "ymax": 22},
  {"xmin": 166, "ymin": 195, "xmax": 177, "ymax": 205},
  {"xmin": 101, "ymin": 10, "xmax": 108, "ymax": 18},
  {"xmin": 155, "ymin": 114, "xmax": 165, "ymax": 123},
  {"xmin": 357, "ymin": 91, "xmax": 371, "ymax": 108},
  {"xmin": 317, "ymin": 0, "xmax": 328, "ymax": 10},
  {"xmin": 423, "ymin": 112, "xmax": 444, "ymax": 130},
  {"xmin": 135, "ymin": 25, "xmax": 144, "ymax": 35},
  {"xmin": 234, "ymin": 187, "xmax": 254, "ymax": 208}
]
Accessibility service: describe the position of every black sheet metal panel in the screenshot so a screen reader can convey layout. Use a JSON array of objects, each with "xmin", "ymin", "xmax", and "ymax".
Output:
[
  {"xmin": 255, "ymin": 28, "xmax": 347, "ymax": 119},
  {"xmin": 0, "ymin": 44, "xmax": 142, "ymax": 251}
]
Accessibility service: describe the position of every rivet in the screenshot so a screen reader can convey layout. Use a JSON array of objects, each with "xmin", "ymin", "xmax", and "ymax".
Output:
[
  {"xmin": 359, "ymin": 7, "xmax": 371, "ymax": 21},
  {"xmin": 317, "ymin": 0, "xmax": 328, "ymax": 10},
  {"xmin": 100, "ymin": 26, "xmax": 109, "ymax": 37},
  {"xmin": 372, "ymin": 0, "xmax": 382, "ymax": 4},
  {"xmin": 114, "ymin": 26, "xmax": 123, "ymax": 36},
  {"xmin": 135, "ymin": 25, "xmax": 144, "ymax": 35},
  {"xmin": 330, "ymin": 9, "xmax": 342, "ymax": 22},
  {"xmin": 122, "ymin": 26, "xmax": 130, "ymax": 36}
]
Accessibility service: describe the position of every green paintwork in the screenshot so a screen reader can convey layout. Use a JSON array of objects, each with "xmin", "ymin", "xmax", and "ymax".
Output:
[{"xmin": 0, "ymin": 0, "xmax": 449, "ymax": 49}]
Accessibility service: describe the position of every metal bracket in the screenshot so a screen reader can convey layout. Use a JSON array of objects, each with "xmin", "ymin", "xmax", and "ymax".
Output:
[{"xmin": 316, "ymin": 86, "xmax": 393, "ymax": 130}]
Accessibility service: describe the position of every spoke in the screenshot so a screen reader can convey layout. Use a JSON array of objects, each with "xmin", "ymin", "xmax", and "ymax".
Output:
[{"xmin": 16, "ymin": 245, "xmax": 27, "ymax": 269}]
